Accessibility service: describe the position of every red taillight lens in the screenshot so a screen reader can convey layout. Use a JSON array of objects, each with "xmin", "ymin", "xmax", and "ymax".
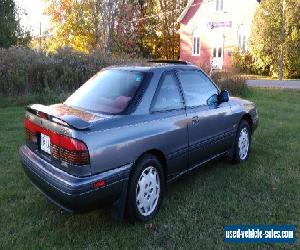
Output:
[
  {"xmin": 24, "ymin": 119, "xmax": 38, "ymax": 144},
  {"xmin": 25, "ymin": 128, "xmax": 38, "ymax": 144},
  {"xmin": 24, "ymin": 118, "xmax": 90, "ymax": 166},
  {"xmin": 51, "ymin": 135, "xmax": 90, "ymax": 166},
  {"xmin": 50, "ymin": 133, "xmax": 88, "ymax": 151}
]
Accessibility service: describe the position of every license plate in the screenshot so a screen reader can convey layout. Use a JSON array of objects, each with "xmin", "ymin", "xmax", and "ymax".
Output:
[{"xmin": 40, "ymin": 133, "xmax": 51, "ymax": 154}]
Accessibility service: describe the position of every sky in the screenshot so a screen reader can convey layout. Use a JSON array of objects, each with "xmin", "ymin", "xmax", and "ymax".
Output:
[{"xmin": 16, "ymin": 0, "xmax": 50, "ymax": 36}]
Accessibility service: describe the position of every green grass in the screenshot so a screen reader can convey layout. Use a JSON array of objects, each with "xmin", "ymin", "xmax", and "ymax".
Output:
[
  {"xmin": 0, "ymin": 88, "xmax": 299, "ymax": 249},
  {"xmin": 0, "ymin": 92, "xmax": 70, "ymax": 108},
  {"xmin": 239, "ymin": 74, "xmax": 277, "ymax": 80},
  {"xmin": 241, "ymin": 74, "xmax": 300, "ymax": 81}
]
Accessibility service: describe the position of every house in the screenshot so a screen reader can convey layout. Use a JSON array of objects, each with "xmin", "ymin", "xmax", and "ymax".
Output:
[{"xmin": 178, "ymin": 0, "xmax": 259, "ymax": 72}]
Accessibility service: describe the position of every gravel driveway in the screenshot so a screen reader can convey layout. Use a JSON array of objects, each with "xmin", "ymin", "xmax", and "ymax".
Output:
[{"xmin": 246, "ymin": 80, "xmax": 300, "ymax": 89}]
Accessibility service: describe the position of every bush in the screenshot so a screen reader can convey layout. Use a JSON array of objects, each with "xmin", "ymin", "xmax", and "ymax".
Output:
[
  {"xmin": 211, "ymin": 72, "xmax": 248, "ymax": 97},
  {"xmin": 0, "ymin": 47, "xmax": 247, "ymax": 104},
  {"xmin": 0, "ymin": 47, "xmax": 140, "ymax": 97},
  {"xmin": 232, "ymin": 48, "xmax": 257, "ymax": 74}
]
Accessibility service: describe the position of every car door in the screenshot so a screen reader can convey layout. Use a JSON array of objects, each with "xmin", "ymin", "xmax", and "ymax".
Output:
[
  {"xmin": 176, "ymin": 69, "xmax": 235, "ymax": 168},
  {"xmin": 150, "ymin": 70, "xmax": 189, "ymax": 178}
]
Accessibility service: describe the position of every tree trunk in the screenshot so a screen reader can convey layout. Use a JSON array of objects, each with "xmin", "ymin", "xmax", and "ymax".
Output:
[
  {"xmin": 106, "ymin": 0, "xmax": 116, "ymax": 56},
  {"xmin": 279, "ymin": 0, "xmax": 286, "ymax": 80}
]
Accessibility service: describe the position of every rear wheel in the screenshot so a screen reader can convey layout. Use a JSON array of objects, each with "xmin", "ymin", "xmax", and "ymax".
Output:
[
  {"xmin": 127, "ymin": 154, "xmax": 164, "ymax": 222},
  {"xmin": 232, "ymin": 120, "xmax": 251, "ymax": 163}
]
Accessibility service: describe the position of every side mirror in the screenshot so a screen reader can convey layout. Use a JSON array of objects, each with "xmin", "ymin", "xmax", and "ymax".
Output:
[{"xmin": 219, "ymin": 90, "xmax": 229, "ymax": 102}]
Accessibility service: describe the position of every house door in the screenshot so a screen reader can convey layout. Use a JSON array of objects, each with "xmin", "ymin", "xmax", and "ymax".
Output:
[{"xmin": 211, "ymin": 45, "xmax": 223, "ymax": 70}]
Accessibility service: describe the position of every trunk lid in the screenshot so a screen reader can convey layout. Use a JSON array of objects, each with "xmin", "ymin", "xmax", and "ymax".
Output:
[
  {"xmin": 27, "ymin": 103, "xmax": 104, "ymax": 130},
  {"xmin": 24, "ymin": 103, "xmax": 105, "ymax": 177}
]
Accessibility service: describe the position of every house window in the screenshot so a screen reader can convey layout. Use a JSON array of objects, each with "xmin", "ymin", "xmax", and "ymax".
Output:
[
  {"xmin": 237, "ymin": 25, "xmax": 247, "ymax": 52},
  {"xmin": 212, "ymin": 47, "xmax": 222, "ymax": 58},
  {"xmin": 216, "ymin": 0, "xmax": 224, "ymax": 11},
  {"xmin": 238, "ymin": 34, "xmax": 247, "ymax": 52},
  {"xmin": 192, "ymin": 29, "xmax": 201, "ymax": 55}
]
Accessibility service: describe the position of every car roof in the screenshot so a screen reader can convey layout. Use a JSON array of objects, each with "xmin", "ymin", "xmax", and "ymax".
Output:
[{"xmin": 106, "ymin": 62, "xmax": 200, "ymax": 72}]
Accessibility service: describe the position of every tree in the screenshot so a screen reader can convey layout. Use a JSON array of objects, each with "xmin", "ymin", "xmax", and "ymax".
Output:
[
  {"xmin": 249, "ymin": 0, "xmax": 300, "ymax": 79},
  {"xmin": 122, "ymin": 0, "xmax": 187, "ymax": 59},
  {"xmin": 45, "ymin": 0, "xmax": 188, "ymax": 59},
  {"xmin": 46, "ymin": 0, "xmax": 96, "ymax": 53},
  {"xmin": 114, "ymin": 1, "xmax": 147, "ymax": 56},
  {"xmin": 0, "ymin": 0, "xmax": 18, "ymax": 47},
  {"xmin": 129, "ymin": 0, "xmax": 188, "ymax": 59},
  {"xmin": 45, "ymin": 0, "xmax": 121, "ymax": 53},
  {"xmin": 0, "ymin": 0, "xmax": 30, "ymax": 48}
]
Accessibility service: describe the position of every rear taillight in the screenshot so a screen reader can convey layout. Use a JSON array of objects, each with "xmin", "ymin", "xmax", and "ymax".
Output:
[
  {"xmin": 51, "ymin": 135, "xmax": 90, "ymax": 166},
  {"xmin": 25, "ymin": 128, "xmax": 38, "ymax": 144},
  {"xmin": 24, "ymin": 119, "xmax": 39, "ymax": 144},
  {"xmin": 24, "ymin": 118, "xmax": 90, "ymax": 166}
]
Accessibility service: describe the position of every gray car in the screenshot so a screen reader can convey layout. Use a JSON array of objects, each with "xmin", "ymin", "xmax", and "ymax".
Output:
[{"xmin": 19, "ymin": 61, "xmax": 259, "ymax": 222}]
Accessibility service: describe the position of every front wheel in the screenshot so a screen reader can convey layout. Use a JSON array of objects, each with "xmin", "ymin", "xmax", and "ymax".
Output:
[
  {"xmin": 127, "ymin": 155, "xmax": 164, "ymax": 222},
  {"xmin": 232, "ymin": 120, "xmax": 251, "ymax": 163}
]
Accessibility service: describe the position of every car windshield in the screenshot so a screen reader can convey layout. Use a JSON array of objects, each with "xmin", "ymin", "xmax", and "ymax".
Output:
[{"xmin": 65, "ymin": 69, "xmax": 145, "ymax": 114}]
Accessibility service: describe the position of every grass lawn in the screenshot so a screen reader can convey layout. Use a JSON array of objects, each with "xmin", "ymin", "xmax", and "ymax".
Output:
[{"xmin": 0, "ymin": 88, "xmax": 299, "ymax": 249}]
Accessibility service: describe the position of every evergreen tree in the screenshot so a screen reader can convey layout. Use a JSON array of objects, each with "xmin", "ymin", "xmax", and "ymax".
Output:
[
  {"xmin": 0, "ymin": 0, "xmax": 30, "ymax": 48},
  {"xmin": 0, "ymin": 0, "xmax": 18, "ymax": 47}
]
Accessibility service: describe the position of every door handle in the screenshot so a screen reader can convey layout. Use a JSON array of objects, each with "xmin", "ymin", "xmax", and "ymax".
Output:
[{"xmin": 192, "ymin": 116, "xmax": 200, "ymax": 125}]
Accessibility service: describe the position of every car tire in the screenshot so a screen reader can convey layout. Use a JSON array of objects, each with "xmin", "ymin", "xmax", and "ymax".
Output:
[
  {"xmin": 231, "ymin": 120, "xmax": 251, "ymax": 164},
  {"xmin": 126, "ymin": 154, "xmax": 164, "ymax": 222}
]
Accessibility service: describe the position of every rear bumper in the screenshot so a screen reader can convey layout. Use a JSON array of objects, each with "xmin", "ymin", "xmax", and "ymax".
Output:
[{"xmin": 19, "ymin": 145, "xmax": 132, "ymax": 212}]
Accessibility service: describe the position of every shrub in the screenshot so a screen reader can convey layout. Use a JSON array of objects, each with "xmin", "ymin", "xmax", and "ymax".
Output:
[
  {"xmin": 211, "ymin": 71, "xmax": 248, "ymax": 97},
  {"xmin": 232, "ymin": 48, "xmax": 259, "ymax": 75},
  {"xmin": 0, "ymin": 47, "xmax": 140, "ymax": 97},
  {"xmin": 0, "ymin": 47, "xmax": 248, "ymax": 104}
]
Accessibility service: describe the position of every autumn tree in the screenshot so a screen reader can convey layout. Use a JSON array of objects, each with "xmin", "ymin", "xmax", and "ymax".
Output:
[
  {"xmin": 45, "ymin": 0, "xmax": 120, "ymax": 53},
  {"xmin": 154, "ymin": 0, "xmax": 187, "ymax": 59},
  {"xmin": 129, "ymin": 0, "xmax": 188, "ymax": 59},
  {"xmin": 45, "ymin": 0, "xmax": 188, "ymax": 59},
  {"xmin": 114, "ymin": 2, "xmax": 146, "ymax": 56},
  {"xmin": 249, "ymin": 0, "xmax": 300, "ymax": 78},
  {"xmin": 130, "ymin": 0, "xmax": 160, "ymax": 57}
]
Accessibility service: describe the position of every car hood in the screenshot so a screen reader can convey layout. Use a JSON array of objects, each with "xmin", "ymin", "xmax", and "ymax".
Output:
[{"xmin": 230, "ymin": 97, "xmax": 256, "ymax": 110}]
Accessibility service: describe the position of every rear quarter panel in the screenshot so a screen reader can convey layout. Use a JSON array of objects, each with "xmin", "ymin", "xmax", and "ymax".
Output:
[{"xmin": 75, "ymin": 111, "xmax": 189, "ymax": 176}]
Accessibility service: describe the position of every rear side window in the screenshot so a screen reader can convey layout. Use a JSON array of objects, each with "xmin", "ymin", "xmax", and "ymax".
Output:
[
  {"xmin": 65, "ymin": 70, "xmax": 146, "ymax": 114},
  {"xmin": 152, "ymin": 72, "xmax": 184, "ymax": 112},
  {"xmin": 177, "ymin": 70, "xmax": 218, "ymax": 107}
]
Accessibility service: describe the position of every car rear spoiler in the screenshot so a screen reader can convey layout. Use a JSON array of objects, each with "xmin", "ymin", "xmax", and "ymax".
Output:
[{"xmin": 26, "ymin": 104, "xmax": 91, "ymax": 130}]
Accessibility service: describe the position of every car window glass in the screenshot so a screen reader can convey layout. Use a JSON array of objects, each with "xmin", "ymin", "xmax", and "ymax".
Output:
[
  {"xmin": 65, "ymin": 70, "xmax": 145, "ymax": 114},
  {"xmin": 153, "ymin": 72, "xmax": 183, "ymax": 111},
  {"xmin": 177, "ymin": 70, "xmax": 218, "ymax": 107}
]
